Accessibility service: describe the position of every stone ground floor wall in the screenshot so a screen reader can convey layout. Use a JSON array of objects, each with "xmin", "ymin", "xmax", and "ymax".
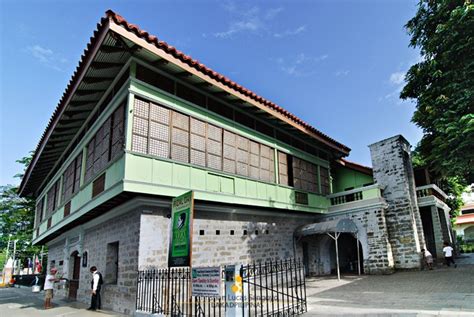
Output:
[
  {"xmin": 138, "ymin": 204, "xmax": 317, "ymax": 269},
  {"xmin": 300, "ymin": 204, "xmax": 395, "ymax": 275},
  {"xmin": 46, "ymin": 208, "xmax": 141, "ymax": 315}
]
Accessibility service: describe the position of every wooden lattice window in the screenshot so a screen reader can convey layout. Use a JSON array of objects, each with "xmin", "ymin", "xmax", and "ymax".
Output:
[
  {"xmin": 236, "ymin": 135, "xmax": 249, "ymax": 177},
  {"xmin": 35, "ymin": 197, "xmax": 44, "ymax": 227},
  {"xmin": 249, "ymin": 140, "xmax": 260, "ymax": 180},
  {"xmin": 131, "ymin": 98, "xmax": 150, "ymax": 154},
  {"xmin": 111, "ymin": 104, "xmax": 125, "ymax": 160},
  {"xmin": 92, "ymin": 174, "xmax": 106, "ymax": 198},
  {"xmin": 170, "ymin": 111, "xmax": 190, "ymax": 163},
  {"xmin": 62, "ymin": 153, "xmax": 83, "ymax": 203},
  {"xmin": 278, "ymin": 151, "xmax": 289, "ymax": 186},
  {"xmin": 223, "ymin": 130, "xmax": 236, "ymax": 174},
  {"xmin": 190, "ymin": 117, "xmax": 206, "ymax": 167},
  {"xmin": 320, "ymin": 166, "xmax": 330, "ymax": 195},
  {"xmin": 46, "ymin": 180, "xmax": 60, "ymax": 216},
  {"xmin": 206, "ymin": 123, "xmax": 222, "ymax": 170},
  {"xmin": 292, "ymin": 157, "xmax": 319, "ymax": 193},
  {"xmin": 149, "ymin": 102, "xmax": 171, "ymax": 158},
  {"xmin": 259, "ymin": 144, "xmax": 274, "ymax": 182}
]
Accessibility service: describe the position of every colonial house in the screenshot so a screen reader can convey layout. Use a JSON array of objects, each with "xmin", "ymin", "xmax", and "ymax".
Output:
[{"xmin": 20, "ymin": 11, "xmax": 453, "ymax": 314}]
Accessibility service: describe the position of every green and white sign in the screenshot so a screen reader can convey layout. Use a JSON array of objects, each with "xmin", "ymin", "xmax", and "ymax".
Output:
[{"xmin": 168, "ymin": 191, "xmax": 194, "ymax": 267}]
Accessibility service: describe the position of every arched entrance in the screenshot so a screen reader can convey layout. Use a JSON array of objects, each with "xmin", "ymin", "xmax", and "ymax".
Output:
[
  {"xmin": 328, "ymin": 233, "xmax": 364, "ymax": 274},
  {"xmin": 68, "ymin": 251, "xmax": 81, "ymax": 300}
]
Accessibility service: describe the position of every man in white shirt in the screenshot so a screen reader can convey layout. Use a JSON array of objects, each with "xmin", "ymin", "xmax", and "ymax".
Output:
[
  {"xmin": 443, "ymin": 242, "xmax": 457, "ymax": 268},
  {"xmin": 87, "ymin": 266, "xmax": 103, "ymax": 311},
  {"xmin": 43, "ymin": 267, "xmax": 58, "ymax": 309}
]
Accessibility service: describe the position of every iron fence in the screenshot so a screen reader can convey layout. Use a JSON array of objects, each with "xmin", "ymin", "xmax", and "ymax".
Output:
[{"xmin": 136, "ymin": 258, "xmax": 306, "ymax": 316}]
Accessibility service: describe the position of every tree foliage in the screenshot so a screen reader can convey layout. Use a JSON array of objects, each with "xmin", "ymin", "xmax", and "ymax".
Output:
[
  {"xmin": 0, "ymin": 153, "xmax": 42, "ymax": 269},
  {"xmin": 401, "ymin": 0, "xmax": 474, "ymax": 185}
]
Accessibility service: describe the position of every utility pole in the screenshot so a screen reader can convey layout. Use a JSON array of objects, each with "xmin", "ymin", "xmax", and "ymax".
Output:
[{"xmin": 12, "ymin": 240, "xmax": 18, "ymax": 275}]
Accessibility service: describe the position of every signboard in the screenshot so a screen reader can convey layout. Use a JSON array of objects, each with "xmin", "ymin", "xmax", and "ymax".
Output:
[
  {"xmin": 192, "ymin": 267, "xmax": 221, "ymax": 297},
  {"xmin": 168, "ymin": 191, "xmax": 194, "ymax": 267}
]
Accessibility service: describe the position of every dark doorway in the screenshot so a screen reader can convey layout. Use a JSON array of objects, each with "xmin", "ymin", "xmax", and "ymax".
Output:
[
  {"xmin": 68, "ymin": 251, "xmax": 81, "ymax": 300},
  {"xmin": 420, "ymin": 206, "xmax": 437, "ymax": 258},
  {"xmin": 329, "ymin": 233, "xmax": 364, "ymax": 274}
]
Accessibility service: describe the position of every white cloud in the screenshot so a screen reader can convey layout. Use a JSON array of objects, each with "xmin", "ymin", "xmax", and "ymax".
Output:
[
  {"xmin": 25, "ymin": 45, "xmax": 68, "ymax": 71},
  {"xmin": 213, "ymin": 3, "xmax": 288, "ymax": 39},
  {"xmin": 389, "ymin": 71, "xmax": 405, "ymax": 85},
  {"xmin": 335, "ymin": 70, "xmax": 350, "ymax": 77},
  {"xmin": 273, "ymin": 53, "xmax": 328, "ymax": 77},
  {"xmin": 274, "ymin": 25, "xmax": 306, "ymax": 38}
]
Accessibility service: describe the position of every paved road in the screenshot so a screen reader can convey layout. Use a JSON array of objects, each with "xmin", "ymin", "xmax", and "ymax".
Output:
[
  {"xmin": 305, "ymin": 253, "xmax": 474, "ymax": 316},
  {"xmin": 0, "ymin": 286, "xmax": 124, "ymax": 317}
]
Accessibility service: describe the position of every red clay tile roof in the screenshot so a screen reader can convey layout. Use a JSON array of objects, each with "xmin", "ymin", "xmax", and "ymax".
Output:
[
  {"xmin": 20, "ymin": 10, "xmax": 350, "ymax": 196},
  {"xmin": 105, "ymin": 10, "xmax": 350, "ymax": 153}
]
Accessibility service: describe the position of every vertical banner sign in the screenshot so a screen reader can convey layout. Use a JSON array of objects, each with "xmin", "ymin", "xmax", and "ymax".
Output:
[{"xmin": 168, "ymin": 191, "xmax": 194, "ymax": 267}]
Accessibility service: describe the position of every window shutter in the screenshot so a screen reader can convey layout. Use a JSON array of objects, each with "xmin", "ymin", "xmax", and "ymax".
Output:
[
  {"xmin": 206, "ymin": 124, "xmax": 222, "ymax": 170},
  {"xmin": 223, "ymin": 130, "xmax": 236, "ymax": 174},
  {"xmin": 278, "ymin": 152, "xmax": 289, "ymax": 186},
  {"xmin": 74, "ymin": 153, "xmax": 82, "ymax": 193},
  {"xmin": 190, "ymin": 117, "xmax": 206, "ymax": 167},
  {"xmin": 170, "ymin": 111, "xmax": 190, "ymax": 163},
  {"xmin": 236, "ymin": 135, "xmax": 249, "ymax": 177},
  {"xmin": 111, "ymin": 104, "xmax": 125, "ymax": 160},
  {"xmin": 148, "ymin": 103, "xmax": 170, "ymax": 158},
  {"xmin": 132, "ymin": 99, "xmax": 150, "ymax": 154},
  {"xmin": 249, "ymin": 140, "xmax": 260, "ymax": 179}
]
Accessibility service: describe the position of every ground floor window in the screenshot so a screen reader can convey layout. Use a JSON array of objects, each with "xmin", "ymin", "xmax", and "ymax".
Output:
[{"xmin": 105, "ymin": 241, "xmax": 119, "ymax": 284}]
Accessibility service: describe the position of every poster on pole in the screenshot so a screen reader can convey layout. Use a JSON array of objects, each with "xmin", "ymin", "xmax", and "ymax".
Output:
[
  {"xmin": 192, "ymin": 267, "xmax": 221, "ymax": 297},
  {"xmin": 168, "ymin": 191, "xmax": 194, "ymax": 267}
]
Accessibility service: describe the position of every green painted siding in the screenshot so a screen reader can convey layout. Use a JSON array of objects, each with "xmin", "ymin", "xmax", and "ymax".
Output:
[
  {"xmin": 123, "ymin": 153, "xmax": 329, "ymax": 212},
  {"xmin": 332, "ymin": 166, "xmax": 373, "ymax": 193}
]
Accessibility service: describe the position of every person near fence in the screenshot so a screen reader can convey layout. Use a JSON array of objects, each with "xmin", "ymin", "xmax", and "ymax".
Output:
[
  {"xmin": 44, "ymin": 267, "xmax": 59, "ymax": 309},
  {"xmin": 87, "ymin": 266, "xmax": 103, "ymax": 311},
  {"xmin": 421, "ymin": 248, "xmax": 433, "ymax": 270}
]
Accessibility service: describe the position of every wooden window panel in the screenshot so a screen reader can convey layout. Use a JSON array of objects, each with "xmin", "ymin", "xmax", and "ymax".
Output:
[
  {"xmin": 64, "ymin": 201, "xmax": 71, "ymax": 218},
  {"xmin": 236, "ymin": 135, "xmax": 249, "ymax": 177},
  {"xmin": 223, "ymin": 130, "xmax": 236, "ymax": 174},
  {"xmin": 206, "ymin": 124, "xmax": 222, "ymax": 170},
  {"xmin": 320, "ymin": 167, "xmax": 330, "ymax": 195},
  {"xmin": 47, "ymin": 217, "xmax": 52, "ymax": 229},
  {"xmin": 249, "ymin": 140, "xmax": 260, "ymax": 179},
  {"xmin": 35, "ymin": 197, "xmax": 44, "ymax": 227},
  {"xmin": 190, "ymin": 118, "xmax": 206, "ymax": 167},
  {"xmin": 85, "ymin": 138, "xmax": 95, "ymax": 183},
  {"xmin": 73, "ymin": 153, "xmax": 82, "ymax": 194},
  {"xmin": 259, "ymin": 144, "xmax": 273, "ymax": 182},
  {"xmin": 92, "ymin": 174, "xmax": 106, "ymax": 198},
  {"xmin": 278, "ymin": 151, "xmax": 289, "ymax": 186},
  {"xmin": 132, "ymin": 99, "xmax": 150, "ymax": 155},
  {"xmin": 111, "ymin": 104, "xmax": 125, "ymax": 160}
]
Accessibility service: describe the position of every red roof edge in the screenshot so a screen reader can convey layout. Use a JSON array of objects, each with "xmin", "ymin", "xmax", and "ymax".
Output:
[
  {"xmin": 105, "ymin": 9, "xmax": 350, "ymax": 155},
  {"xmin": 337, "ymin": 158, "xmax": 373, "ymax": 176}
]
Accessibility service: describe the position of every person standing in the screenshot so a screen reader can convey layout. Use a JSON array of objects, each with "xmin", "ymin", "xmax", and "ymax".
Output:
[
  {"xmin": 87, "ymin": 266, "xmax": 103, "ymax": 311},
  {"xmin": 43, "ymin": 267, "xmax": 59, "ymax": 309},
  {"xmin": 443, "ymin": 242, "xmax": 457, "ymax": 268}
]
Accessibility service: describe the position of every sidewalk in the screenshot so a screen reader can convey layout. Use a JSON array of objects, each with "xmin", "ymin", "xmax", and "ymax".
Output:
[
  {"xmin": 0, "ymin": 286, "xmax": 125, "ymax": 317},
  {"xmin": 305, "ymin": 253, "xmax": 474, "ymax": 316}
]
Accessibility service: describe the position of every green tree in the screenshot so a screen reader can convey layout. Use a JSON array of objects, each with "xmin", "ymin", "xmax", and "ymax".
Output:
[
  {"xmin": 401, "ymin": 0, "xmax": 474, "ymax": 185},
  {"xmin": 0, "ymin": 153, "xmax": 42, "ymax": 270}
]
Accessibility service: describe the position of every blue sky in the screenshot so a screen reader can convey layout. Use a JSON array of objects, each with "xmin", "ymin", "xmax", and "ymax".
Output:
[{"xmin": 0, "ymin": 0, "xmax": 422, "ymax": 186}]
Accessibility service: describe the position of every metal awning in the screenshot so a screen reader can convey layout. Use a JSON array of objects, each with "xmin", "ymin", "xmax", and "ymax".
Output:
[
  {"xmin": 294, "ymin": 218, "xmax": 360, "ymax": 281},
  {"xmin": 294, "ymin": 218, "xmax": 358, "ymax": 239}
]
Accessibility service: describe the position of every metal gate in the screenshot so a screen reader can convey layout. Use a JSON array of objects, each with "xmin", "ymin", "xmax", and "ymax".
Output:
[
  {"xmin": 136, "ymin": 258, "xmax": 306, "ymax": 316},
  {"xmin": 241, "ymin": 259, "xmax": 307, "ymax": 316}
]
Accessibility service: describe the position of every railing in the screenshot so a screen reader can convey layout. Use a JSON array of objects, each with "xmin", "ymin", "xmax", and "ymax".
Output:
[
  {"xmin": 416, "ymin": 184, "xmax": 448, "ymax": 202},
  {"xmin": 328, "ymin": 184, "xmax": 383, "ymax": 206},
  {"xmin": 136, "ymin": 259, "xmax": 307, "ymax": 316}
]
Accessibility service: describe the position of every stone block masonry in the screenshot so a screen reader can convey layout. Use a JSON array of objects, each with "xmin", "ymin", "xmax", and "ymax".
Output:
[{"xmin": 369, "ymin": 135, "xmax": 425, "ymax": 269}]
